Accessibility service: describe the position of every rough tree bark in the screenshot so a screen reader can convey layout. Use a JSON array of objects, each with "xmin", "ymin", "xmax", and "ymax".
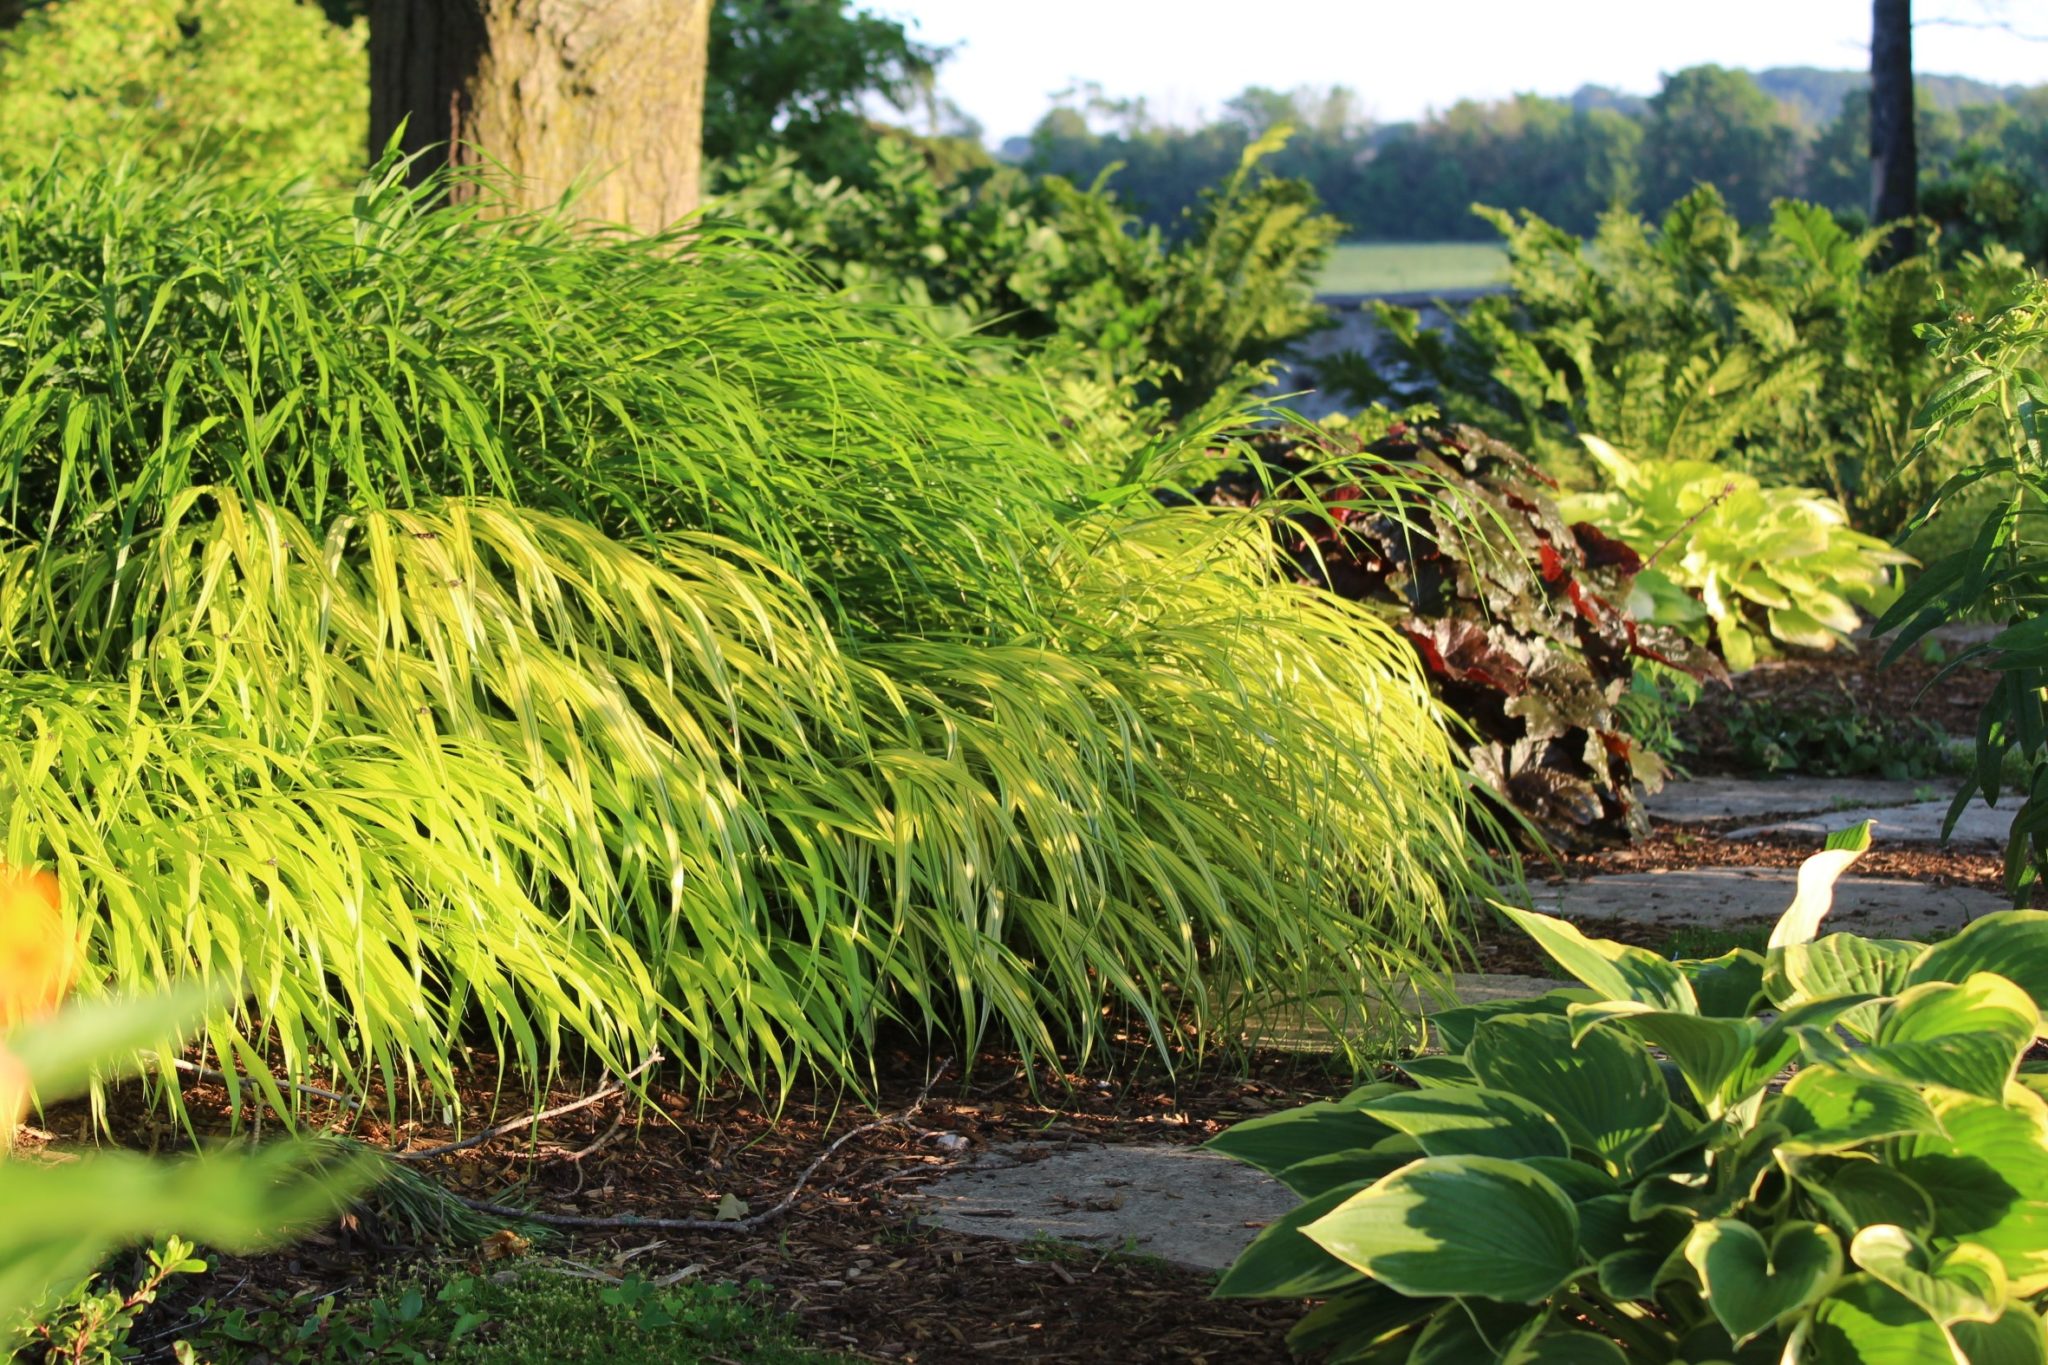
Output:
[
  {"xmin": 368, "ymin": 0, "xmax": 712, "ymax": 232},
  {"xmin": 1870, "ymin": 0, "xmax": 1916, "ymax": 260}
]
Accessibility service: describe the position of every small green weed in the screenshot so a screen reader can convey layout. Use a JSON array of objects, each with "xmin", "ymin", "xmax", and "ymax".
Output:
[
  {"xmin": 178, "ymin": 1267, "xmax": 852, "ymax": 1364},
  {"xmin": 12, "ymin": 1238, "xmax": 208, "ymax": 1364},
  {"xmin": 1725, "ymin": 697, "xmax": 1954, "ymax": 781}
]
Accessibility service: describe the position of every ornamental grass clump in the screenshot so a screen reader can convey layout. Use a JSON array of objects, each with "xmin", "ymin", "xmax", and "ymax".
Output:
[{"xmin": 0, "ymin": 150, "xmax": 1496, "ymax": 1106}]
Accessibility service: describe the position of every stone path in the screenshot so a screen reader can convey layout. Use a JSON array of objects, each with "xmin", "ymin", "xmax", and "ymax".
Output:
[
  {"xmin": 1502, "ymin": 867, "xmax": 2005, "ymax": 938},
  {"xmin": 1725, "ymin": 798, "xmax": 2010, "ymax": 848},
  {"xmin": 1643, "ymin": 776, "xmax": 1939, "ymax": 825},
  {"xmin": 904, "ymin": 774, "xmax": 2010, "ymax": 1272},
  {"xmin": 914, "ymin": 1144, "xmax": 1294, "ymax": 1273}
]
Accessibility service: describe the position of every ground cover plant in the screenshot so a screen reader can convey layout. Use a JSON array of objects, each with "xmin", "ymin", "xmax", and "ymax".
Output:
[
  {"xmin": 1186, "ymin": 416, "xmax": 1723, "ymax": 846},
  {"xmin": 0, "ymin": 149, "xmax": 1496, "ymax": 1112},
  {"xmin": 1210, "ymin": 824, "xmax": 2048, "ymax": 1361}
]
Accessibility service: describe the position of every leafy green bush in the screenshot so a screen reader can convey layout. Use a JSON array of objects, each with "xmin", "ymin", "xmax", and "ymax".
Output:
[
  {"xmin": 0, "ymin": 0, "xmax": 365, "ymax": 185},
  {"xmin": 1877, "ymin": 273, "xmax": 2048, "ymax": 900},
  {"xmin": 1560, "ymin": 436, "xmax": 1911, "ymax": 668},
  {"xmin": 1210, "ymin": 823, "xmax": 2048, "ymax": 1361},
  {"xmin": 0, "ymin": 152, "xmax": 1494, "ymax": 1103},
  {"xmin": 711, "ymin": 126, "xmax": 1338, "ymax": 411},
  {"xmin": 1187, "ymin": 417, "xmax": 1723, "ymax": 847},
  {"xmin": 1333, "ymin": 189, "xmax": 2032, "ymax": 539}
]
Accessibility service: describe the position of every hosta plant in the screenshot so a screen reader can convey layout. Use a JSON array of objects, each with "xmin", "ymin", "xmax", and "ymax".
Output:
[
  {"xmin": 1189, "ymin": 418, "xmax": 1724, "ymax": 846},
  {"xmin": 1560, "ymin": 436, "xmax": 1912, "ymax": 671},
  {"xmin": 1209, "ymin": 822, "xmax": 2048, "ymax": 1362}
]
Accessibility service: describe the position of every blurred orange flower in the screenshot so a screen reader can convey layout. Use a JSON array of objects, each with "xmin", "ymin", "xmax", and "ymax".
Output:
[{"xmin": 1, "ymin": 865, "xmax": 74, "ymax": 1033}]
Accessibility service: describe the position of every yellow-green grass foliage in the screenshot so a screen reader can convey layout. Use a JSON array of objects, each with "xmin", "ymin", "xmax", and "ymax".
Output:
[{"xmin": 0, "ymin": 154, "xmax": 1495, "ymax": 1105}]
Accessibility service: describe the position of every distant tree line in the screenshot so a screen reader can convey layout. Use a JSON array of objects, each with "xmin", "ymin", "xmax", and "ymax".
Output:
[{"xmin": 1020, "ymin": 66, "xmax": 2048, "ymax": 259}]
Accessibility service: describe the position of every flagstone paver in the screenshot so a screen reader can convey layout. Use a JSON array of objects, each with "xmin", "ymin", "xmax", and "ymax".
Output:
[
  {"xmin": 1642, "ymin": 776, "xmax": 1942, "ymax": 825},
  {"xmin": 1502, "ymin": 867, "xmax": 2006, "ymax": 938},
  {"xmin": 1724, "ymin": 797, "xmax": 2010, "ymax": 848},
  {"xmin": 914, "ymin": 1142, "xmax": 1294, "ymax": 1272}
]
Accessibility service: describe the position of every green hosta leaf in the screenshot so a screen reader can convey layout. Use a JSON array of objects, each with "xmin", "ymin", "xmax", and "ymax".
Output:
[
  {"xmin": 1807, "ymin": 1276, "xmax": 1960, "ymax": 1365},
  {"xmin": 1283, "ymin": 1281, "xmax": 1437, "ymax": 1359},
  {"xmin": 1765, "ymin": 935, "xmax": 1919, "ymax": 1014},
  {"xmin": 1411, "ymin": 1299, "xmax": 1545, "ymax": 1363},
  {"xmin": 1685, "ymin": 1218, "xmax": 1843, "ymax": 1346},
  {"xmin": 1273, "ymin": 1139, "xmax": 1425, "ymax": 1199},
  {"xmin": 1468, "ymin": 1014, "xmax": 1668, "ymax": 1170},
  {"xmin": 1572, "ymin": 1193, "xmax": 1637, "ymax": 1261},
  {"xmin": 1950, "ymin": 1303, "xmax": 2048, "ymax": 1365},
  {"xmin": 1677, "ymin": 948, "xmax": 1767, "ymax": 1018},
  {"xmin": 1508, "ymin": 1331, "xmax": 1627, "ymax": 1364},
  {"xmin": 1360, "ymin": 1088, "xmax": 1571, "ymax": 1160},
  {"xmin": 1776, "ymin": 1067, "xmax": 1943, "ymax": 1152},
  {"xmin": 1769, "ymin": 826, "xmax": 1873, "ymax": 949},
  {"xmin": 1520, "ymin": 1157, "xmax": 1619, "ymax": 1204},
  {"xmin": 1498, "ymin": 906, "xmax": 1696, "ymax": 1012},
  {"xmin": 1214, "ymin": 1179, "xmax": 1372, "ymax": 1299},
  {"xmin": 1893, "ymin": 1089, "xmax": 2048, "ymax": 1296},
  {"xmin": 1910, "ymin": 912, "xmax": 2048, "ymax": 1016},
  {"xmin": 1398, "ymin": 1054, "xmax": 1479, "ymax": 1089},
  {"xmin": 1206, "ymin": 1102, "xmax": 1397, "ymax": 1177},
  {"xmin": 1426, "ymin": 995, "xmax": 1574, "ymax": 1054},
  {"xmin": 1597, "ymin": 1241, "xmax": 1687, "ymax": 1301},
  {"xmin": 1861, "ymin": 973, "xmax": 2042, "ymax": 1099},
  {"xmin": 1568, "ymin": 1003, "xmax": 1759, "ymax": 1116},
  {"xmin": 1787, "ymin": 1157, "xmax": 1936, "ymax": 1239},
  {"xmin": 1303, "ymin": 1155, "xmax": 1583, "ymax": 1304},
  {"xmin": 1850, "ymin": 1225, "xmax": 2006, "ymax": 1326}
]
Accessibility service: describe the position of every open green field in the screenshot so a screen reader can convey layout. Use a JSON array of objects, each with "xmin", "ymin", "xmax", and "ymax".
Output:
[{"xmin": 1315, "ymin": 241, "xmax": 1509, "ymax": 295}]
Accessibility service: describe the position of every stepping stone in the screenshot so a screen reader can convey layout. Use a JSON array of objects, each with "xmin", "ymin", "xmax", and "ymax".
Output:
[
  {"xmin": 1504, "ymin": 867, "xmax": 2007, "ymax": 939},
  {"xmin": 913, "ymin": 1142, "xmax": 1296, "ymax": 1273},
  {"xmin": 1726, "ymin": 798, "xmax": 2011, "ymax": 849},
  {"xmin": 1643, "ymin": 777, "xmax": 1942, "ymax": 825}
]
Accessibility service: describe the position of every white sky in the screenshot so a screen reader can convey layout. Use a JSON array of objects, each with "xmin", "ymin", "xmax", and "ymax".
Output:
[{"xmin": 878, "ymin": 0, "xmax": 2048, "ymax": 142}]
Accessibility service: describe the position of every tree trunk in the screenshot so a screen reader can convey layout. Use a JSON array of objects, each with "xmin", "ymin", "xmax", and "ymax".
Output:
[
  {"xmin": 1870, "ymin": 0, "xmax": 1916, "ymax": 259},
  {"xmin": 368, "ymin": 0, "xmax": 712, "ymax": 233}
]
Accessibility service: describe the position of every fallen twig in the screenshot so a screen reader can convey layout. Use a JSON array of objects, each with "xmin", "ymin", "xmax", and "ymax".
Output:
[
  {"xmin": 172, "ymin": 1059, "xmax": 361, "ymax": 1111},
  {"xmin": 453, "ymin": 1059, "xmax": 953, "ymax": 1234},
  {"xmin": 393, "ymin": 1054, "xmax": 663, "ymax": 1163}
]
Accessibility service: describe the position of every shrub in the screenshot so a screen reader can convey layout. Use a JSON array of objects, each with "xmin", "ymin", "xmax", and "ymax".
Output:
[
  {"xmin": 1209, "ymin": 822, "xmax": 2048, "ymax": 1361},
  {"xmin": 1877, "ymin": 272, "xmax": 2048, "ymax": 900},
  {"xmin": 1559, "ymin": 435, "xmax": 1912, "ymax": 668},
  {"xmin": 710, "ymin": 126, "xmax": 1338, "ymax": 412},
  {"xmin": 1330, "ymin": 189, "xmax": 2033, "ymax": 539},
  {"xmin": 0, "ymin": 0, "xmax": 365, "ymax": 185},
  {"xmin": 0, "ymin": 152, "xmax": 1495, "ymax": 1103},
  {"xmin": 1186, "ymin": 417, "xmax": 1723, "ymax": 847}
]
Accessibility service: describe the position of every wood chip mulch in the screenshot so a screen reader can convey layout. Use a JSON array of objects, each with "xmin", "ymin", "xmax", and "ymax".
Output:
[{"xmin": 79, "ymin": 1046, "xmax": 1355, "ymax": 1364}]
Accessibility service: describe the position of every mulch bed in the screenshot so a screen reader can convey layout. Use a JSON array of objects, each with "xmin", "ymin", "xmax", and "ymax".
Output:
[
  {"xmin": 68, "ymin": 1047, "xmax": 1354, "ymax": 1365},
  {"xmin": 1673, "ymin": 638, "xmax": 1995, "ymax": 771}
]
